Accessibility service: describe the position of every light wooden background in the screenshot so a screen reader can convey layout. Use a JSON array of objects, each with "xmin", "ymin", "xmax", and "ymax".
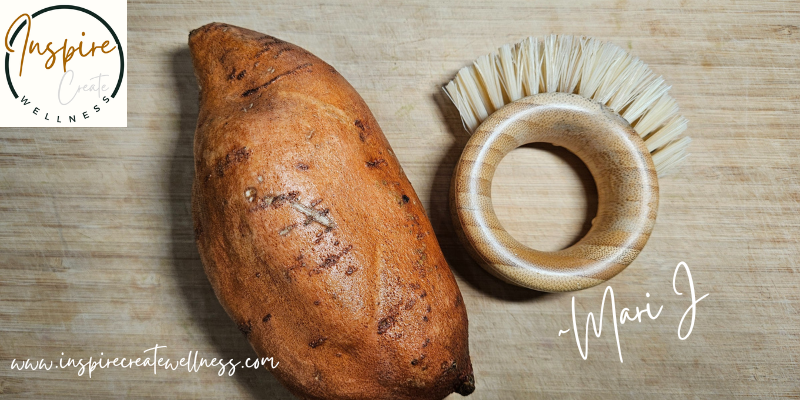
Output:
[{"xmin": 2, "ymin": 0, "xmax": 799, "ymax": 398}]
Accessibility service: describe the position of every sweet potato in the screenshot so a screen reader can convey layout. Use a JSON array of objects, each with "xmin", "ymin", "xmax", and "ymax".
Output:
[{"xmin": 189, "ymin": 23, "xmax": 474, "ymax": 399}]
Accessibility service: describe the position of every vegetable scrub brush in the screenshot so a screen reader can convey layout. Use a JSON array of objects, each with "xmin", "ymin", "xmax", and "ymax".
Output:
[{"xmin": 444, "ymin": 35, "xmax": 689, "ymax": 292}]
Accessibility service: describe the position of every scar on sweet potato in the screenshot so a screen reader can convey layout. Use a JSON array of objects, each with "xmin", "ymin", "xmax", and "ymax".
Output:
[
  {"xmin": 354, "ymin": 119, "xmax": 366, "ymax": 131},
  {"xmin": 253, "ymin": 37, "xmax": 287, "ymax": 58},
  {"xmin": 229, "ymin": 68, "xmax": 246, "ymax": 80},
  {"xmin": 291, "ymin": 201, "xmax": 334, "ymax": 228},
  {"xmin": 244, "ymin": 187, "xmax": 258, "ymax": 202},
  {"xmin": 354, "ymin": 119, "xmax": 370, "ymax": 141},
  {"xmin": 242, "ymin": 63, "xmax": 313, "ymax": 97},
  {"xmin": 366, "ymin": 159, "xmax": 386, "ymax": 169},
  {"xmin": 273, "ymin": 47, "xmax": 292, "ymax": 59},
  {"xmin": 377, "ymin": 316, "xmax": 394, "ymax": 335},
  {"xmin": 271, "ymin": 191, "xmax": 300, "ymax": 208},
  {"xmin": 238, "ymin": 320, "xmax": 253, "ymax": 336},
  {"xmin": 311, "ymin": 245, "xmax": 353, "ymax": 275},
  {"xmin": 279, "ymin": 224, "xmax": 297, "ymax": 236},
  {"xmin": 215, "ymin": 147, "xmax": 251, "ymax": 177},
  {"xmin": 309, "ymin": 337, "xmax": 327, "ymax": 348}
]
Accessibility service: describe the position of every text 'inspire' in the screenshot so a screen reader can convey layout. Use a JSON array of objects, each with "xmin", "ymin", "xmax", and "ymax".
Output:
[{"xmin": 5, "ymin": 13, "xmax": 116, "ymax": 77}]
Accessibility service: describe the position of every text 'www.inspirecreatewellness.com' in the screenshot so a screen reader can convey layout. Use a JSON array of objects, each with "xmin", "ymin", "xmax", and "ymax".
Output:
[{"xmin": 9, "ymin": 345, "xmax": 279, "ymax": 378}]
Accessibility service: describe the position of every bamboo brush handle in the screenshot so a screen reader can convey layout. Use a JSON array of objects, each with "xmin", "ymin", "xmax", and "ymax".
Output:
[{"xmin": 450, "ymin": 93, "xmax": 659, "ymax": 292}]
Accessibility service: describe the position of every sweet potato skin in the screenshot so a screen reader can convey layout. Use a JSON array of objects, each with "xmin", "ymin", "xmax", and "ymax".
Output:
[{"xmin": 189, "ymin": 23, "xmax": 474, "ymax": 399}]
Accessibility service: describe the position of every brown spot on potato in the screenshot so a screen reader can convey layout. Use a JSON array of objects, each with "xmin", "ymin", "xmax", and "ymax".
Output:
[
  {"xmin": 309, "ymin": 337, "xmax": 327, "ymax": 348},
  {"xmin": 404, "ymin": 298, "xmax": 417, "ymax": 310},
  {"xmin": 238, "ymin": 320, "xmax": 252, "ymax": 336},
  {"xmin": 320, "ymin": 254, "xmax": 340, "ymax": 268},
  {"xmin": 311, "ymin": 245, "xmax": 352, "ymax": 274},
  {"xmin": 215, "ymin": 147, "xmax": 251, "ymax": 177},
  {"xmin": 273, "ymin": 47, "xmax": 292, "ymax": 58},
  {"xmin": 377, "ymin": 316, "xmax": 394, "ymax": 334},
  {"xmin": 271, "ymin": 191, "xmax": 300, "ymax": 208},
  {"xmin": 402, "ymin": 194, "xmax": 410, "ymax": 203},
  {"xmin": 441, "ymin": 360, "xmax": 457, "ymax": 372},
  {"xmin": 296, "ymin": 162, "xmax": 309, "ymax": 170},
  {"xmin": 366, "ymin": 158, "xmax": 386, "ymax": 168},
  {"xmin": 354, "ymin": 119, "xmax": 368, "ymax": 141},
  {"xmin": 262, "ymin": 314, "xmax": 271, "ymax": 322}
]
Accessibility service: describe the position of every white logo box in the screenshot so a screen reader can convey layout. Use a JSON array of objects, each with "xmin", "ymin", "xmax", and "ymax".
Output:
[{"xmin": 1, "ymin": 0, "xmax": 127, "ymax": 127}]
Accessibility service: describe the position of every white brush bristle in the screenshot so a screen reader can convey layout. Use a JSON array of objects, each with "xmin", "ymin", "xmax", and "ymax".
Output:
[{"xmin": 444, "ymin": 35, "xmax": 690, "ymax": 177}]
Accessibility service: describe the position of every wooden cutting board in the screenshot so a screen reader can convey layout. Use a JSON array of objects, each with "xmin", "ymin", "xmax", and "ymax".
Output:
[{"xmin": 2, "ymin": 0, "xmax": 798, "ymax": 398}]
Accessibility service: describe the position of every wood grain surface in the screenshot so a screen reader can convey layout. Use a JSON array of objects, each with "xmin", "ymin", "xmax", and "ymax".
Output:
[{"xmin": 1, "ymin": 0, "xmax": 799, "ymax": 398}]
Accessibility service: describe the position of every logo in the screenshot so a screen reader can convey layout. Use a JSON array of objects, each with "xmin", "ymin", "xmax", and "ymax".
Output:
[{"xmin": 1, "ymin": 1, "xmax": 126, "ymax": 127}]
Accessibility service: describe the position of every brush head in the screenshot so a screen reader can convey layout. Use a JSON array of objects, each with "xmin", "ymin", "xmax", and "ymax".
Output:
[{"xmin": 444, "ymin": 35, "xmax": 690, "ymax": 177}]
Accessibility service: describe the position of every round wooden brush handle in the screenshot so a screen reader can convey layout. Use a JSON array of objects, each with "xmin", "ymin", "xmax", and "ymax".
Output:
[{"xmin": 450, "ymin": 93, "xmax": 659, "ymax": 292}]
